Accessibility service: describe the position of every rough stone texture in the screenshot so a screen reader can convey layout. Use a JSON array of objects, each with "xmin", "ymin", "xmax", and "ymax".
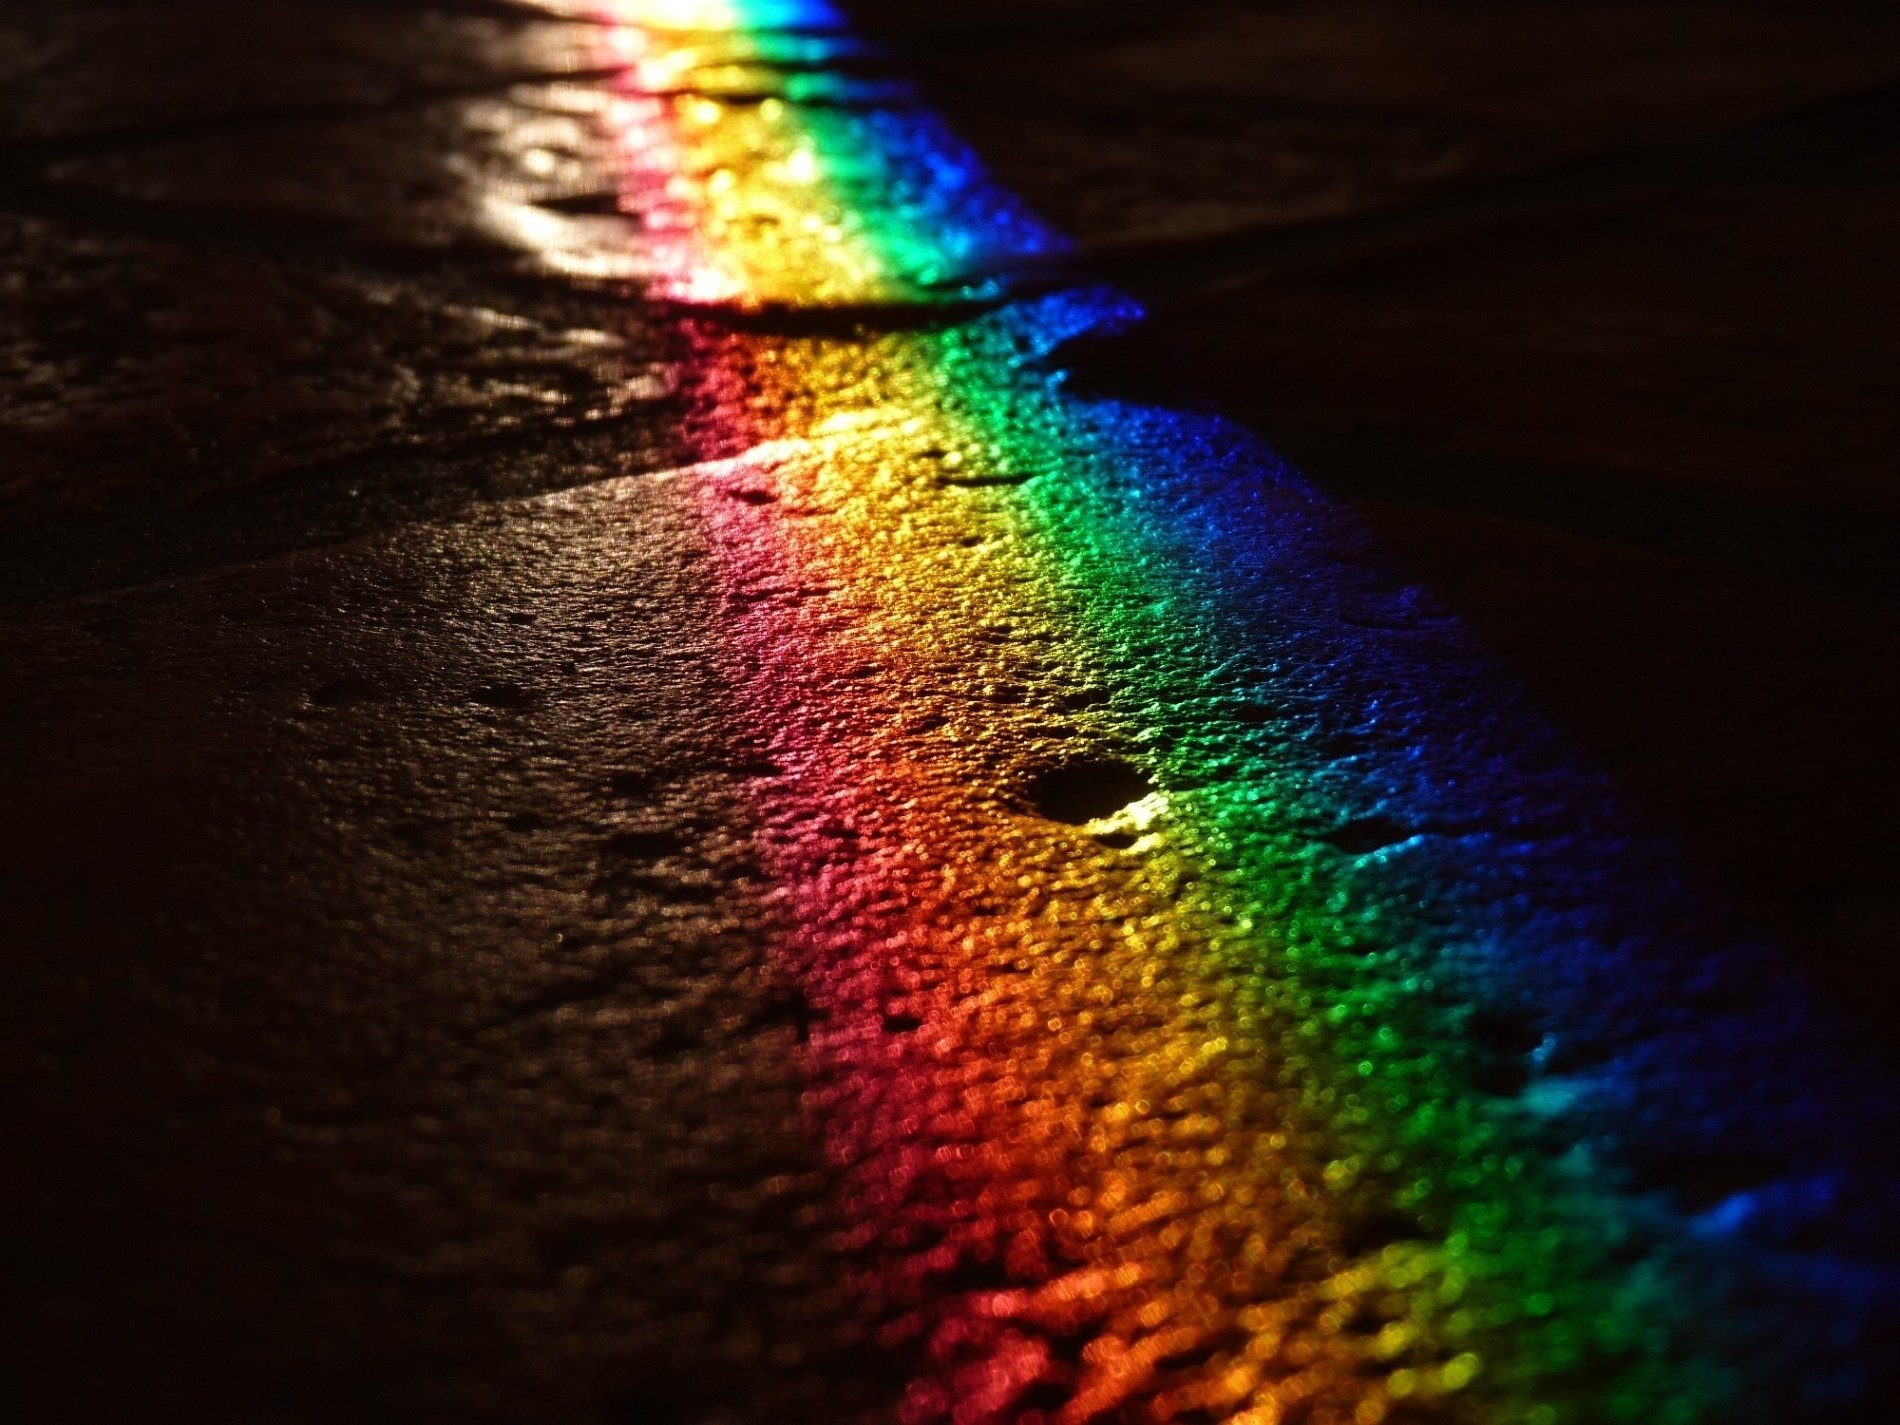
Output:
[{"xmin": 1, "ymin": 1, "xmax": 1896, "ymax": 1421}]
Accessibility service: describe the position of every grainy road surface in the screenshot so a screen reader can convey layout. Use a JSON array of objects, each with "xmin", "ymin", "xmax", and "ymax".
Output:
[{"xmin": 3, "ymin": 3, "xmax": 1897, "ymax": 1423}]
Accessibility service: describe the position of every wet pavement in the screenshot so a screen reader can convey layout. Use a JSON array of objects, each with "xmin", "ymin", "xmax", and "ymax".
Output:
[{"xmin": 3, "ymin": 4, "xmax": 1898, "ymax": 1424}]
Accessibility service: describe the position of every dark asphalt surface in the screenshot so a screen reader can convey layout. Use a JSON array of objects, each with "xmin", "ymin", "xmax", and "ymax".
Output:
[{"xmin": 2, "ymin": 3, "xmax": 1897, "ymax": 1422}]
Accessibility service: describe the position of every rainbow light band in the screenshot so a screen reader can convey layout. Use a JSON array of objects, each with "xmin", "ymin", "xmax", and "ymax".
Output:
[{"xmin": 551, "ymin": 3, "xmax": 1899, "ymax": 1421}]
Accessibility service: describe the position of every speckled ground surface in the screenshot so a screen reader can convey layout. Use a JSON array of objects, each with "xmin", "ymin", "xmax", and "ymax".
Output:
[{"xmin": 2, "ymin": 4, "xmax": 1896, "ymax": 1423}]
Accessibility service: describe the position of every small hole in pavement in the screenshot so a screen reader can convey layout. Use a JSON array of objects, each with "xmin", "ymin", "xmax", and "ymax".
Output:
[{"xmin": 1025, "ymin": 757, "xmax": 1154, "ymax": 825}]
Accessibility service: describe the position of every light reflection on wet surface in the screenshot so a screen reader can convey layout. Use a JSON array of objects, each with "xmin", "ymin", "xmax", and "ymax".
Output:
[{"xmin": 466, "ymin": 4, "xmax": 1898, "ymax": 1422}]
